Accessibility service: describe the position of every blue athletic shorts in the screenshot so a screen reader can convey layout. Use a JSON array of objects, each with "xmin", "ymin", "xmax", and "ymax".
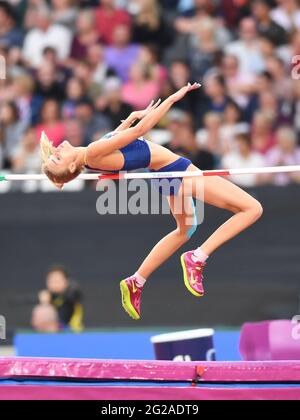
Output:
[{"xmin": 151, "ymin": 157, "xmax": 192, "ymax": 196}]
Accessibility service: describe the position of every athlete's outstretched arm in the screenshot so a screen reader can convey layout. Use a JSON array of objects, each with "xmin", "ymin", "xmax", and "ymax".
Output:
[
  {"xmin": 135, "ymin": 83, "xmax": 200, "ymax": 133},
  {"xmin": 87, "ymin": 83, "xmax": 201, "ymax": 160},
  {"xmin": 114, "ymin": 100, "xmax": 162, "ymax": 132}
]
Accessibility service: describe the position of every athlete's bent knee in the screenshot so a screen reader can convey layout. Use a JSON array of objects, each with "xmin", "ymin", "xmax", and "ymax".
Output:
[
  {"xmin": 187, "ymin": 222, "xmax": 197, "ymax": 239},
  {"xmin": 250, "ymin": 200, "xmax": 263, "ymax": 221}
]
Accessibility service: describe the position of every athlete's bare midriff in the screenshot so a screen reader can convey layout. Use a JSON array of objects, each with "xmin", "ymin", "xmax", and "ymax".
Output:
[
  {"xmin": 87, "ymin": 141, "xmax": 180, "ymax": 172},
  {"xmin": 147, "ymin": 141, "xmax": 180, "ymax": 170}
]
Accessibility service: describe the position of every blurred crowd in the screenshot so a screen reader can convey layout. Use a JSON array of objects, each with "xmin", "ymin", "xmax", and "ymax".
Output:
[{"xmin": 0, "ymin": 0, "xmax": 300, "ymax": 188}]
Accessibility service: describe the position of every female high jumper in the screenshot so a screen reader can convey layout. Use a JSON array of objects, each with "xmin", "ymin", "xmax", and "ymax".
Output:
[{"xmin": 41, "ymin": 83, "xmax": 263, "ymax": 320}]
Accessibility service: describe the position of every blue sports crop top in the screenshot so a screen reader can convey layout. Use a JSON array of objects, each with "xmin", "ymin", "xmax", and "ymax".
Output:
[{"xmin": 85, "ymin": 132, "xmax": 151, "ymax": 172}]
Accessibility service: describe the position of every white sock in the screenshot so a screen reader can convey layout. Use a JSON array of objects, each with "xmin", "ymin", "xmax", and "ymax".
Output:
[
  {"xmin": 134, "ymin": 272, "xmax": 147, "ymax": 287},
  {"xmin": 192, "ymin": 248, "xmax": 209, "ymax": 264}
]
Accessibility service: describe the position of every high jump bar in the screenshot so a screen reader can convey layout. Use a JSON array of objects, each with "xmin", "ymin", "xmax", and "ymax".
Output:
[{"xmin": 1, "ymin": 165, "xmax": 300, "ymax": 182}]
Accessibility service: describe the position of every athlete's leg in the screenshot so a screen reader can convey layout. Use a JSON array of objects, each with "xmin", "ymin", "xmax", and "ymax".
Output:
[
  {"xmin": 186, "ymin": 164, "xmax": 263, "ymax": 256},
  {"xmin": 120, "ymin": 193, "xmax": 195, "ymax": 320},
  {"xmin": 137, "ymin": 194, "xmax": 196, "ymax": 279},
  {"xmin": 180, "ymin": 164, "xmax": 263, "ymax": 298}
]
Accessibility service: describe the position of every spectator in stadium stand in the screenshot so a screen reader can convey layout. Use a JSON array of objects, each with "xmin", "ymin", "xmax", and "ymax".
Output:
[
  {"xmin": 219, "ymin": 102, "xmax": 250, "ymax": 154},
  {"xmin": 221, "ymin": 54, "xmax": 256, "ymax": 109},
  {"xmin": 86, "ymin": 43, "xmax": 116, "ymax": 89},
  {"xmin": 225, "ymin": 17, "xmax": 266, "ymax": 74},
  {"xmin": 31, "ymin": 304, "xmax": 60, "ymax": 333},
  {"xmin": 251, "ymin": 0, "xmax": 288, "ymax": 46},
  {"xmin": 264, "ymin": 126, "xmax": 300, "ymax": 185},
  {"xmin": 130, "ymin": 0, "xmax": 173, "ymax": 53},
  {"xmin": 34, "ymin": 61, "xmax": 66, "ymax": 102},
  {"xmin": 175, "ymin": 0, "xmax": 232, "ymax": 53},
  {"xmin": 70, "ymin": 9, "xmax": 101, "ymax": 62},
  {"xmin": 202, "ymin": 74, "xmax": 233, "ymax": 118},
  {"xmin": 12, "ymin": 74, "xmax": 35, "ymax": 128},
  {"xmin": 22, "ymin": 7, "xmax": 72, "ymax": 68},
  {"xmin": 121, "ymin": 62, "xmax": 161, "ymax": 110},
  {"xmin": 196, "ymin": 111, "xmax": 223, "ymax": 156},
  {"xmin": 104, "ymin": 24, "xmax": 141, "ymax": 82},
  {"xmin": 221, "ymin": 132, "xmax": 266, "ymax": 187},
  {"xmin": 138, "ymin": 44, "xmax": 169, "ymax": 87},
  {"xmin": 258, "ymin": 90, "xmax": 279, "ymax": 122},
  {"xmin": 172, "ymin": 122, "xmax": 216, "ymax": 170},
  {"xmin": 164, "ymin": 107, "xmax": 215, "ymax": 169},
  {"xmin": 0, "ymin": 1, "xmax": 24, "ymax": 48},
  {"xmin": 38, "ymin": 265, "xmax": 84, "ymax": 332},
  {"xmin": 51, "ymin": 0, "xmax": 78, "ymax": 30},
  {"xmin": 270, "ymin": 0, "xmax": 300, "ymax": 32},
  {"xmin": 187, "ymin": 18, "xmax": 225, "ymax": 80},
  {"xmin": 64, "ymin": 117, "xmax": 84, "ymax": 147},
  {"xmin": 100, "ymin": 77, "xmax": 134, "ymax": 130},
  {"xmin": 220, "ymin": 0, "xmax": 251, "ymax": 29},
  {"xmin": 266, "ymin": 56, "xmax": 294, "ymax": 101},
  {"xmin": 35, "ymin": 99, "xmax": 66, "ymax": 147},
  {"xmin": 251, "ymin": 111, "xmax": 276, "ymax": 155},
  {"xmin": 95, "ymin": 0, "xmax": 131, "ymax": 45},
  {"xmin": 277, "ymin": 30, "xmax": 300, "ymax": 68},
  {"xmin": 62, "ymin": 77, "xmax": 89, "ymax": 119},
  {"xmin": 11, "ymin": 127, "xmax": 41, "ymax": 174},
  {"xmin": 0, "ymin": 101, "xmax": 27, "ymax": 168},
  {"xmin": 164, "ymin": 60, "xmax": 204, "ymax": 123},
  {"xmin": 42, "ymin": 45, "xmax": 72, "ymax": 81},
  {"xmin": 74, "ymin": 99, "xmax": 111, "ymax": 146}
]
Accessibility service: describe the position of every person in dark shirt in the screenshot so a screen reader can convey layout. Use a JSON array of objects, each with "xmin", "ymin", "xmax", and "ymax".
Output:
[
  {"xmin": 251, "ymin": 0, "xmax": 288, "ymax": 46},
  {"xmin": 197, "ymin": 74, "xmax": 233, "ymax": 128},
  {"xmin": 75, "ymin": 99, "xmax": 112, "ymax": 145},
  {"xmin": 101, "ymin": 77, "xmax": 134, "ymax": 129},
  {"xmin": 0, "ymin": 1, "xmax": 24, "ymax": 49},
  {"xmin": 39, "ymin": 265, "xmax": 83, "ymax": 332},
  {"xmin": 130, "ymin": 0, "xmax": 173, "ymax": 53},
  {"xmin": 164, "ymin": 60, "xmax": 206, "ymax": 123},
  {"xmin": 165, "ymin": 109, "xmax": 215, "ymax": 169},
  {"xmin": 34, "ymin": 62, "xmax": 66, "ymax": 102}
]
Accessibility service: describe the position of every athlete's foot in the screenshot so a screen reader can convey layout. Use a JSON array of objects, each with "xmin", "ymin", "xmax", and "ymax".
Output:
[
  {"xmin": 120, "ymin": 276, "xmax": 143, "ymax": 320},
  {"xmin": 180, "ymin": 251, "xmax": 206, "ymax": 297}
]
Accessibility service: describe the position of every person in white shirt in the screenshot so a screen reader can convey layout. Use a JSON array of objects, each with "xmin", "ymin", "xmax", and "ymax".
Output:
[
  {"xmin": 220, "ymin": 102, "xmax": 250, "ymax": 153},
  {"xmin": 225, "ymin": 17, "xmax": 266, "ymax": 75},
  {"xmin": 222, "ymin": 133, "xmax": 266, "ymax": 187},
  {"xmin": 22, "ymin": 7, "xmax": 72, "ymax": 68},
  {"xmin": 271, "ymin": 0, "xmax": 300, "ymax": 32},
  {"xmin": 221, "ymin": 54, "xmax": 256, "ymax": 108},
  {"xmin": 264, "ymin": 126, "xmax": 300, "ymax": 186},
  {"xmin": 11, "ymin": 128, "xmax": 41, "ymax": 174}
]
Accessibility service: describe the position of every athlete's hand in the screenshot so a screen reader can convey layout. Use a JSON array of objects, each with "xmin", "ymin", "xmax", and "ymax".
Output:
[
  {"xmin": 132, "ymin": 99, "xmax": 162, "ymax": 120},
  {"xmin": 171, "ymin": 82, "xmax": 201, "ymax": 103}
]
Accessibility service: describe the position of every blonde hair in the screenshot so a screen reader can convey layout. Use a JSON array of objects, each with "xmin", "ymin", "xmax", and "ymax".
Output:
[
  {"xmin": 136, "ymin": 0, "xmax": 160, "ymax": 30},
  {"xmin": 40, "ymin": 131, "xmax": 55, "ymax": 165},
  {"xmin": 40, "ymin": 131, "xmax": 81, "ymax": 188}
]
